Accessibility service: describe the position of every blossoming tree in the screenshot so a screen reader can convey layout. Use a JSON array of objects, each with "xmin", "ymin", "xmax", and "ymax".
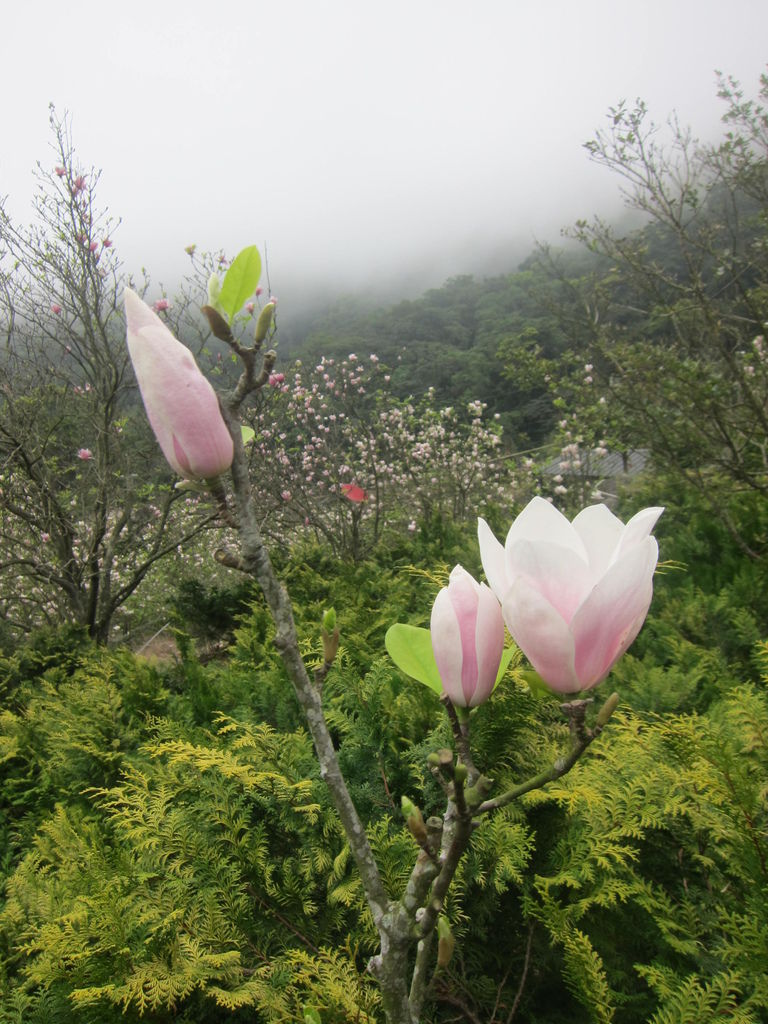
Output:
[{"xmin": 0, "ymin": 110, "xmax": 223, "ymax": 642}]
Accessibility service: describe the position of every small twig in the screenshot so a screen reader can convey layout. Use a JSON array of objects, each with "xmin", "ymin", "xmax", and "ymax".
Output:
[
  {"xmin": 477, "ymin": 699, "xmax": 601, "ymax": 815},
  {"xmin": 441, "ymin": 696, "xmax": 479, "ymax": 784},
  {"xmin": 506, "ymin": 922, "xmax": 535, "ymax": 1024}
]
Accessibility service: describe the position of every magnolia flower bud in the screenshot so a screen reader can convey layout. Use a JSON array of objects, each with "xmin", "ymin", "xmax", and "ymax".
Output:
[
  {"xmin": 401, "ymin": 795, "xmax": 428, "ymax": 846},
  {"xmin": 207, "ymin": 273, "xmax": 222, "ymax": 308},
  {"xmin": 124, "ymin": 289, "xmax": 233, "ymax": 480},
  {"xmin": 431, "ymin": 565, "xmax": 504, "ymax": 708},
  {"xmin": 254, "ymin": 302, "xmax": 275, "ymax": 343},
  {"xmin": 596, "ymin": 691, "xmax": 620, "ymax": 727},
  {"xmin": 322, "ymin": 626, "xmax": 340, "ymax": 664}
]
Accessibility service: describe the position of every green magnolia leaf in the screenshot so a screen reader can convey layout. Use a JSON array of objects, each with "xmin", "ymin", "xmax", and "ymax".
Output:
[
  {"xmin": 218, "ymin": 245, "xmax": 262, "ymax": 320},
  {"xmin": 519, "ymin": 668, "xmax": 558, "ymax": 700},
  {"xmin": 241, "ymin": 425, "xmax": 255, "ymax": 445},
  {"xmin": 385, "ymin": 624, "xmax": 442, "ymax": 695},
  {"xmin": 495, "ymin": 647, "xmax": 515, "ymax": 689}
]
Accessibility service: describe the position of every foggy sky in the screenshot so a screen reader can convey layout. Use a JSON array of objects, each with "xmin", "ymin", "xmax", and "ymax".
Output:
[{"xmin": 2, "ymin": 0, "xmax": 767, "ymax": 314}]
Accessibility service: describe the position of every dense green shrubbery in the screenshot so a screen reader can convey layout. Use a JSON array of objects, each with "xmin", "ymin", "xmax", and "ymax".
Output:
[{"xmin": 1, "ymin": 496, "xmax": 766, "ymax": 1023}]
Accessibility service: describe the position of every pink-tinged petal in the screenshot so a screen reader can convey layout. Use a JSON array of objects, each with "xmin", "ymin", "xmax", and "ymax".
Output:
[
  {"xmin": 508, "ymin": 538, "xmax": 592, "ymax": 624},
  {"xmin": 505, "ymin": 496, "xmax": 587, "ymax": 564},
  {"xmin": 611, "ymin": 506, "xmax": 664, "ymax": 565},
  {"xmin": 431, "ymin": 587, "xmax": 464, "ymax": 705},
  {"xmin": 572, "ymin": 503, "xmax": 625, "ymax": 581},
  {"xmin": 124, "ymin": 288, "xmax": 233, "ymax": 479},
  {"xmin": 447, "ymin": 567, "xmax": 481, "ymax": 705},
  {"xmin": 172, "ymin": 435, "xmax": 192, "ymax": 476},
  {"xmin": 571, "ymin": 537, "xmax": 658, "ymax": 688},
  {"xmin": 478, "ymin": 517, "xmax": 510, "ymax": 602},
  {"xmin": 431, "ymin": 566, "xmax": 504, "ymax": 707},
  {"xmin": 473, "ymin": 583, "xmax": 505, "ymax": 706},
  {"xmin": 502, "ymin": 578, "xmax": 579, "ymax": 693}
]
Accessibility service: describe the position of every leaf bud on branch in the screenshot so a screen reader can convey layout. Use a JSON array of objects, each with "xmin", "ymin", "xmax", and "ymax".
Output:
[
  {"xmin": 401, "ymin": 795, "xmax": 428, "ymax": 847},
  {"xmin": 436, "ymin": 916, "xmax": 455, "ymax": 968}
]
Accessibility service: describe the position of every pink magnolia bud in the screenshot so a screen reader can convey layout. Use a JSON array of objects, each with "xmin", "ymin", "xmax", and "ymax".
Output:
[
  {"xmin": 54, "ymin": 166, "xmax": 66, "ymax": 177},
  {"xmin": 245, "ymin": 302, "xmax": 255, "ymax": 315},
  {"xmin": 124, "ymin": 288, "xmax": 233, "ymax": 480},
  {"xmin": 430, "ymin": 565, "xmax": 504, "ymax": 708},
  {"xmin": 478, "ymin": 498, "xmax": 663, "ymax": 693},
  {"xmin": 51, "ymin": 304, "xmax": 62, "ymax": 315},
  {"xmin": 153, "ymin": 298, "xmax": 170, "ymax": 312},
  {"xmin": 102, "ymin": 238, "xmax": 112, "ymax": 248},
  {"xmin": 77, "ymin": 448, "xmax": 93, "ymax": 460}
]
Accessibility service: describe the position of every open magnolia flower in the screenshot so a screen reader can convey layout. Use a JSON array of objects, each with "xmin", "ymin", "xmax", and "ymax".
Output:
[
  {"xmin": 479, "ymin": 498, "xmax": 663, "ymax": 693},
  {"xmin": 124, "ymin": 288, "xmax": 233, "ymax": 480}
]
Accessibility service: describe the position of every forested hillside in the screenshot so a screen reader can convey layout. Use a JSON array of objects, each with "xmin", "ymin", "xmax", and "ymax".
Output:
[{"xmin": 1, "ymin": 73, "xmax": 767, "ymax": 1024}]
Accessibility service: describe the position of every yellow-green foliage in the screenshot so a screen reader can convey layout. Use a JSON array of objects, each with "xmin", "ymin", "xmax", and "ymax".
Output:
[
  {"xmin": 527, "ymin": 669, "xmax": 768, "ymax": 1022},
  {"xmin": 1, "ymin": 710, "xmax": 379, "ymax": 1021}
]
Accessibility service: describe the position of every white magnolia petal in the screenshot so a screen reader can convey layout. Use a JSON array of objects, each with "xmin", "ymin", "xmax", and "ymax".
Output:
[
  {"xmin": 504, "ymin": 497, "xmax": 587, "ymax": 563},
  {"xmin": 477, "ymin": 518, "xmax": 511, "ymax": 602},
  {"xmin": 508, "ymin": 538, "xmax": 592, "ymax": 624},
  {"xmin": 503, "ymin": 578, "xmax": 579, "ymax": 693},
  {"xmin": 430, "ymin": 587, "xmax": 464, "ymax": 705},
  {"xmin": 572, "ymin": 503, "xmax": 625, "ymax": 581},
  {"xmin": 571, "ymin": 537, "xmax": 658, "ymax": 688},
  {"xmin": 611, "ymin": 506, "xmax": 665, "ymax": 565},
  {"xmin": 473, "ymin": 583, "xmax": 505, "ymax": 706}
]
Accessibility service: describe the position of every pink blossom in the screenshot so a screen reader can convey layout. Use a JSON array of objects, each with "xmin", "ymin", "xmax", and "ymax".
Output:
[
  {"xmin": 255, "ymin": 286, "xmax": 263, "ymax": 297},
  {"xmin": 72, "ymin": 175, "xmax": 86, "ymax": 194},
  {"xmin": 268, "ymin": 372, "xmax": 285, "ymax": 386},
  {"xmin": 89, "ymin": 241, "xmax": 99, "ymax": 253},
  {"xmin": 153, "ymin": 298, "xmax": 170, "ymax": 312},
  {"xmin": 51, "ymin": 304, "xmax": 62, "ymax": 315},
  {"xmin": 281, "ymin": 490, "xmax": 292, "ymax": 501},
  {"xmin": 124, "ymin": 288, "xmax": 233, "ymax": 480},
  {"xmin": 478, "ymin": 498, "xmax": 663, "ymax": 693},
  {"xmin": 77, "ymin": 448, "xmax": 93, "ymax": 460},
  {"xmin": 41, "ymin": 532, "xmax": 51, "ymax": 543},
  {"xmin": 245, "ymin": 302, "xmax": 255, "ymax": 314},
  {"xmin": 431, "ymin": 565, "xmax": 505, "ymax": 708},
  {"xmin": 54, "ymin": 166, "xmax": 66, "ymax": 177},
  {"xmin": 102, "ymin": 238, "xmax": 112, "ymax": 248}
]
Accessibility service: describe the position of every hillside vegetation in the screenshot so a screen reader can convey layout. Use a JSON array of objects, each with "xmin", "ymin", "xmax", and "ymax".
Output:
[{"xmin": 0, "ymin": 73, "xmax": 767, "ymax": 1023}]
